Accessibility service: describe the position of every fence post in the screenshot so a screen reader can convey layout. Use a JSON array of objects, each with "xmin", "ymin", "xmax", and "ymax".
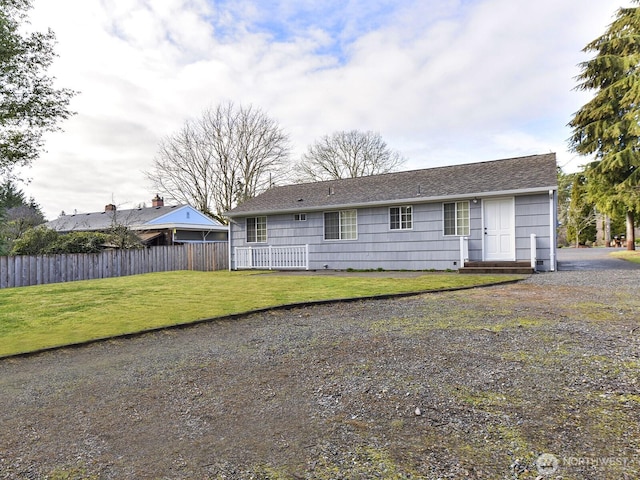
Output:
[{"xmin": 1, "ymin": 255, "xmax": 8, "ymax": 288}]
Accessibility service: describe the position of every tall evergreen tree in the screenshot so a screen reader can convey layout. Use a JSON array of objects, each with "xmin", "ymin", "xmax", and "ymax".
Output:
[
  {"xmin": 568, "ymin": 3, "xmax": 640, "ymax": 250},
  {"xmin": 566, "ymin": 173, "xmax": 597, "ymax": 247},
  {"xmin": 0, "ymin": 179, "xmax": 45, "ymax": 254}
]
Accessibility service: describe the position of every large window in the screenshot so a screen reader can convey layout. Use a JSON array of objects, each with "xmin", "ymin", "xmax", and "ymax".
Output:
[
  {"xmin": 443, "ymin": 201, "xmax": 470, "ymax": 236},
  {"xmin": 324, "ymin": 210, "xmax": 357, "ymax": 240},
  {"xmin": 246, "ymin": 216, "xmax": 267, "ymax": 242},
  {"xmin": 390, "ymin": 206, "xmax": 412, "ymax": 230}
]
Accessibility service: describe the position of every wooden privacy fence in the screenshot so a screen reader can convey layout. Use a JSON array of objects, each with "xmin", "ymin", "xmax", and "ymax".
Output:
[{"xmin": 0, "ymin": 242, "xmax": 229, "ymax": 289}]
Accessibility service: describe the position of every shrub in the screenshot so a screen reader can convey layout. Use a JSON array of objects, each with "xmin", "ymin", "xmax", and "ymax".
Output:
[
  {"xmin": 10, "ymin": 227, "xmax": 109, "ymax": 255},
  {"xmin": 10, "ymin": 226, "xmax": 59, "ymax": 255},
  {"xmin": 54, "ymin": 231, "xmax": 108, "ymax": 253}
]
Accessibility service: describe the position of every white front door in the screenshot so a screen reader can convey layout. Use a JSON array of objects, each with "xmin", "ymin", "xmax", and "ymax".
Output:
[{"xmin": 483, "ymin": 198, "xmax": 515, "ymax": 261}]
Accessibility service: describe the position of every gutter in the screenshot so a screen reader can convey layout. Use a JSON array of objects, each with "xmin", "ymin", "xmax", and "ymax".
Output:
[{"xmin": 225, "ymin": 186, "xmax": 560, "ymax": 218}]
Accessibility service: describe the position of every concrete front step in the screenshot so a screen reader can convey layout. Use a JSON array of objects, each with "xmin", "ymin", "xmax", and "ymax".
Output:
[
  {"xmin": 463, "ymin": 261, "xmax": 532, "ymax": 268},
  {"xmin": 459, "ymin": 261, "xmax": 534, "ymax": 274},
  {"xmin": 458, "ymin": 266, "xmax": 534, "ymax": 274}
]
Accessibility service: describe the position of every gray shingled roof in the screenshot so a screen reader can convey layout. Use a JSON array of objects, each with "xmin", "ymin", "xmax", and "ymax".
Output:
[
  {"xmin": 45, "ymin": 205, "xmax": 219, "ymax": 232},
  {"xmin": 226, "ymin": 153, "xmax": 557, "ymax": 217}
]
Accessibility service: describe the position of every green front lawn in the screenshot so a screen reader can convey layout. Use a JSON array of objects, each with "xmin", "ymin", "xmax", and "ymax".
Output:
[
  {"xmin": 610, "ymin": 249, "xmax": 640, "ymax": 264},
  {"xmin": 0, "ymin": 270, "xmax": 520, "ymax": 357}
]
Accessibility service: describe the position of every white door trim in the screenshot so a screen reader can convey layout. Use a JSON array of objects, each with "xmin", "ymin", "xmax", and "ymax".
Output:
[{"xmin": 482, "ymin": 197, "xmax": 516, "ymax": 261}]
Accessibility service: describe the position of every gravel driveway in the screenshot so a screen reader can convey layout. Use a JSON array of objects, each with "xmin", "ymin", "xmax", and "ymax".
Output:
[
  {"xmin": 557, "ymin": 246, "xmax": 640, "ymax": 271},
  {"xmin": 0, "ymin": 260, "xmax": 638, "ymax": 479}
]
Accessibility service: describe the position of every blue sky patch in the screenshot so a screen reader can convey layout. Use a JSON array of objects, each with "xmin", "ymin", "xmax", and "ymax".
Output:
[{"xmin": 206, "ymin": 0, "xmax": 404, "ymax": 62}]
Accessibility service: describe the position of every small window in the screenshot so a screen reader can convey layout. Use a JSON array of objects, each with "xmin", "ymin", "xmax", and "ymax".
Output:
[
  {"xmin": 246, "ymin": 216, "xmax": 267, "ymax": 242},
  {"xmin": 294, "ymin": 213, "xmax": 307, "ymax": 221},
  {"xmin": 443, "ymin": 201, "xmax": 470, "ymax": 236},
  {"xmin": 324, "ymin": 210, "xmax": 357, "ymax": 240},
  {"xmin": 390, "ymin": 206, "xmax": 412, "ymax": 230}
]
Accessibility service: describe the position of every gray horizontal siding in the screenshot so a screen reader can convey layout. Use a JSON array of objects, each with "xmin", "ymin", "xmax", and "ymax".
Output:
[
  {"xmin": 515, "ymin": 194, "xmax": 552, "ymax": 271},
  {"xmin": 466, "ymin": 202, "xmax": 483, "ymax": 262},
  {"xmin": 230, "ymin": 193, "xmax": 554, "ymax": 271}
]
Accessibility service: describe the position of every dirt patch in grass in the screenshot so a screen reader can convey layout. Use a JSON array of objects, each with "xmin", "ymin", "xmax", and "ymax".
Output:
[{"xmin": 0, "ymin": 277, "xmax": 638, "ymax": 479}]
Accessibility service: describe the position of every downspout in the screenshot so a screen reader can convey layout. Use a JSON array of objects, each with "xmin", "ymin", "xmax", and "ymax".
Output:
[
  {"xmin": 228, "ymin": 220, "xmax": 233, "ymax": 271},
  {"xmin": 549, "ymin": 189, "xmax": 556, "ymax": 272}
]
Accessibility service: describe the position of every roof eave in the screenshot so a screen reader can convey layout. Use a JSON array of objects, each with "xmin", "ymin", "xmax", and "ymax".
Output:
[
  {"xmin": 224, "ymin": 185, "xmax": 558, "ymax": 218},
  {"xmin": 132, "ymin": 223, "xmax": 228, "ymax": 232}
]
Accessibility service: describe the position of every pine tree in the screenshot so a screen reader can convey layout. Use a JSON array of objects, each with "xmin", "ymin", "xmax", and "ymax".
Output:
[
  {"xmin": 566, "ymin": 173, "xmax": 597, "ymax": 247},
  {"xmin": 569, "ymin": 3, "xmax": 640, "ymax": 250},
  {"xmin": 0, "ymin": 179, "xmax": 45, "ymax": 254}
]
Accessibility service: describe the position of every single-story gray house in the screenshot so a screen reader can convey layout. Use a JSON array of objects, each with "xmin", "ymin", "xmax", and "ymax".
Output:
[
  {"xmin": 45, "ymin": 195, "xmax": 228, "ymax": 246},
  {"xmin": 225, "ymin": 153, "xmax": 558, "ymax": 272}
]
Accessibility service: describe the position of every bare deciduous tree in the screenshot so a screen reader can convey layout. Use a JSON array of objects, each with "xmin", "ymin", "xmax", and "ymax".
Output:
[
  {"xmin": 145, "ymin": 103, "xmax": 290, "ymax": 222},
  {"xmin": 296, "ymin": 130, "xmax": 405, "ymax": 182}
]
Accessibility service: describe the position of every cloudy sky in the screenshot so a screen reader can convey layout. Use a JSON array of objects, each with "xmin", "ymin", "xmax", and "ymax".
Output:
[{"xmin": 22, "ymin": 0, "xmax": 624, "ymax": 220}]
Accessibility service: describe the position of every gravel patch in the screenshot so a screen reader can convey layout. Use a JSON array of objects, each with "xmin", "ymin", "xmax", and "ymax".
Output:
[
  {"xmin": 525, "ymin": 269, "xmax": 639, "ymax": 289},
  {"xmin": 1, "ymin": 271, "xmax": 639, "ymax": 479}
]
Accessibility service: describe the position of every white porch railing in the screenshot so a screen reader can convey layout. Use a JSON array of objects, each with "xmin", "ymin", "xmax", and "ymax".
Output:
[
  {"xmin": 530, "ymin": 233, "xmax": 537, "ymax": 272},
  {"xmin": 235, "ymin": 245, "xmax": 309, "ymax": 270},
  {"xmin": 460, "ymin": 236, "xmax": 469, "ymax": 267}
]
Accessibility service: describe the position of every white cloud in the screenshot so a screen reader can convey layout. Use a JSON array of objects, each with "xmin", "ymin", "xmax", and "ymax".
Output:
[{"xmin": 20, "ymin": 0, "xmax": 623, "ymax": 219}]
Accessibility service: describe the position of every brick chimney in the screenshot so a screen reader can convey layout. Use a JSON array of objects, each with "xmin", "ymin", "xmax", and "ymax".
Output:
[
  {"xmin": 152, "ymin": 194, "xmax": 164, "ymax": 207},
  {"xmin": 105, "ymin": 204, "xmax": 116, "ymax": 212}
]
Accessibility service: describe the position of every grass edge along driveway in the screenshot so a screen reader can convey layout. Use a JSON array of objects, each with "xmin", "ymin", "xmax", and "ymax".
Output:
[
  {"xmin": 0, "ymin": 270, "xmax": 523, "ymax": 357},
  {"xmin": 610, "ymin": 249, "xmax": 640, "ymax": 264}
]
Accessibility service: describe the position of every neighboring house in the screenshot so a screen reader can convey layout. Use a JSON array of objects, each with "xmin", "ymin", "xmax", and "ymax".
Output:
[
  {"xmin": 225, "ymin": 154, "xmax": 558, "ymax": 272},
  {"xmin": 45, "ymin": 195, "xmax": 228, "ymax": 246}
]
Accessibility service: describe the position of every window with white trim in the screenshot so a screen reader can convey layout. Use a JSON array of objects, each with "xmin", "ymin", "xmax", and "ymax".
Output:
[
  {"xmin": 324, "ymin": 210, "xmax": 357, "ymax": 240},
  {"xmin": 390, "ymin": 206, "xmax": 412, "ymax": 230},
  {"xmin": 294, "ymin": 213, "xmax": 307, "ymax": 221},
  {"xmin": 246, "ymin": 216, "xmax": 267, "ymax": 242},
  {"xmin": 443, "ymin": 201, "xmax": 470, "ymax": 236}
]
